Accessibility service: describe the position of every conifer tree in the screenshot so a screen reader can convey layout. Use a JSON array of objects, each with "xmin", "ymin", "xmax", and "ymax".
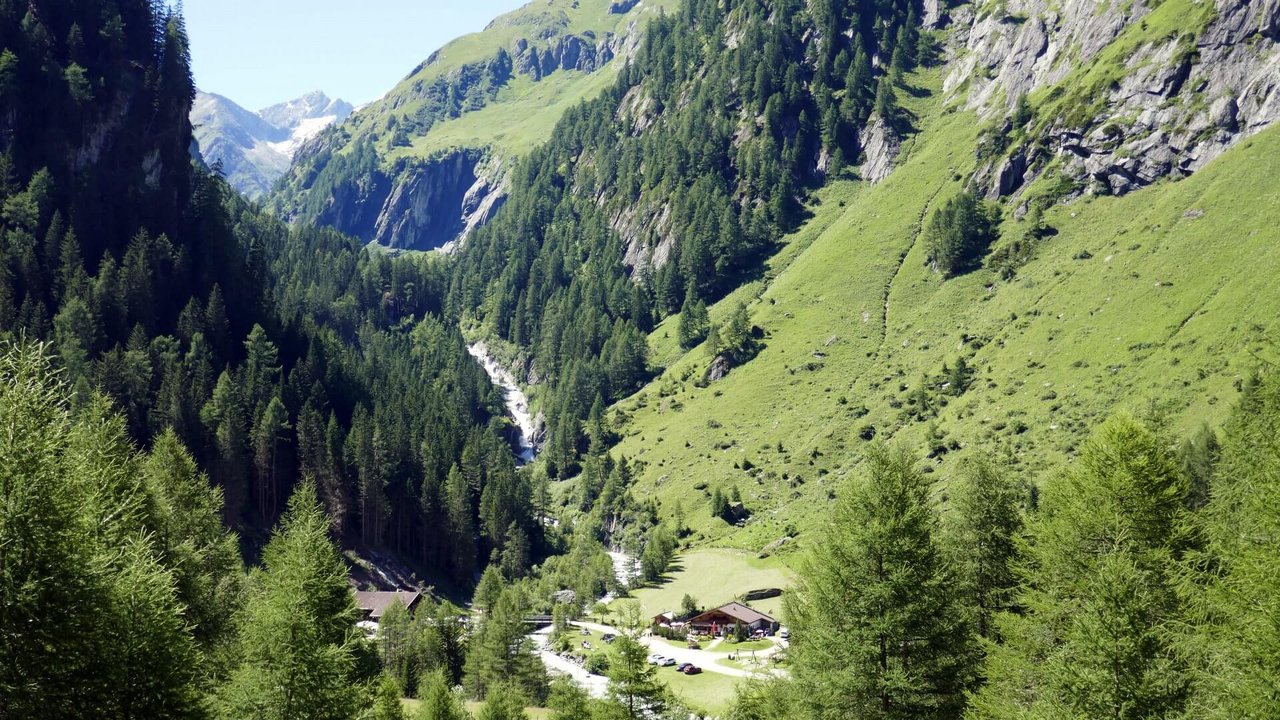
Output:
[
  {"xmin": 677, "ymin": 289, "xmax": 709, "ymax": 349},
  {"xmin": 0, "ymin": 343, "xmax": 205, "ymax": 719},
  {"xmin": 415, "ymin": 669, "xmax": 468, "ymax": 720},
  {"xmin": 369, "ymin": 674, "xmax": 407, "ymax": 720},
  {"xmin": 608, "ymin": 604, "xmax": 666, "ymax": 719},
  {"xmin": 969, "ymin": 416, "xmax": 1191, "ymax": 719},
  {"xmin": 785, "ymin": 443, "xmax": 973, "ymax": 720},
  {"xmin": 476, "ymin": 686, "xmax": 528, "ymax": 720},
  {"xmin": 464, "ymin": 587, "xmax": 547, "ymax": 702},
  {"xmin": 946, "ymin": 455, "xmax": 1022, "ymax": 643},
  {"xmin": 1183, "ymin": 372, "xmax": 1280, "ymax": 718},
  {"xmin": 217, "ymin": 481, "xmax": 362, "ymax": 720},
  {"xmin": 141, "ymin": 429, "xmax": 243, "ymax": 652}
]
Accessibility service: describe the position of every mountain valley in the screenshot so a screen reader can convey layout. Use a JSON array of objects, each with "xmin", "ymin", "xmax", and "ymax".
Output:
[{"xmin": 5, "ymin": 0, "xmax": 1280, "ymax": 717}]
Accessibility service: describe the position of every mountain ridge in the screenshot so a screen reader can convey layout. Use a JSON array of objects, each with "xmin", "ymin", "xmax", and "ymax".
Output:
[{"xmin": 270, "ymin": 0, "xmax": 678, "ymax": 251}]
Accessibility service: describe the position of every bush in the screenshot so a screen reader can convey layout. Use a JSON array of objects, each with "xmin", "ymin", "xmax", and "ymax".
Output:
[{"xmin": 585, "ymin": 653, "xmax": 610, "ymax": 675}]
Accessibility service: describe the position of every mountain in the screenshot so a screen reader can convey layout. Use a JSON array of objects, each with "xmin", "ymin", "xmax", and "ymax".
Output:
[
  {"xmin": 270, "ymin": 0, "xmax": 678, "ymax": 251},
  {"xmin": 192, "ymin": 89, "xmax": 353, "ymax": 198}
]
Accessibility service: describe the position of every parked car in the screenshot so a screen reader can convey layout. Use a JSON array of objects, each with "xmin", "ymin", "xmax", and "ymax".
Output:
[
  {"xmin": 647, "ymin": 654, "xmax": 666, "ymax": 665},
  {"xmin": 681, "ymin": 665, "xmax": 702, "ymax": 675},
  {"xmin": 676, "ymin": 663, "xmax": 694, "ymax": 672},
  {"xmin": 659, "ymin": 657, "xmax": 677, "ymax": 666},
  {"xmin": 779, "ymin": 627, "xmax": 790, "ymax": 639}
]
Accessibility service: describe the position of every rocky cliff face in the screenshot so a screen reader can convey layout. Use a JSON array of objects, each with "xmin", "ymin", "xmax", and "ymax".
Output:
[
  {"xmin": 943, "ymin": 0, "xmax": 1280, "ymax": 201},
  {"xmin": 512, "ymin": 32, "xmax": 624, "ymax": 79},
  {"xmin": 302, "ymin": 148, "xmax": 506, "ymax": 252}
]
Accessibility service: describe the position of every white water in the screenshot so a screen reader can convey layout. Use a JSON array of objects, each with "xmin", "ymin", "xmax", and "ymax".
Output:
[
  {"xmin": 598, "ymin": 550, "xmax": 640, "ymax": 603},
  {"xmin": 467, "ymin": 342, "xmax": 537, "ymax": 464}
]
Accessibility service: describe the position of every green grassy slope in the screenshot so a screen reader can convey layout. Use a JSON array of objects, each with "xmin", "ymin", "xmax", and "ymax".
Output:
[
  {"xmin": 341, "ymin": 0, "xmax": 674, "ymax": 163},
  {"xmin": 608, "ymin": 70, "xmax": 1280, "ymax": 555}
]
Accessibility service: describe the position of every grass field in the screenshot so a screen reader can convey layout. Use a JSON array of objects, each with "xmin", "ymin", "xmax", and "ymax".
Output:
[
  {"xmin": 617, "ymin": 549, "xmax": 795, "ymax": 621},
  {"xmin": 657, "ymin": 664, "xmax": 745, "ymax": 716}
]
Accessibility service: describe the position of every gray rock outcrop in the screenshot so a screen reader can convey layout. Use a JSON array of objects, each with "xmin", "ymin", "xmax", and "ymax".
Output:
[
  {"xmin": 860, "ymin": 116, "xmax": 902, "ymax": 184},
  {"xmin": 946, "ymin": 0, "xmax": 1280, "ymax": 199}
]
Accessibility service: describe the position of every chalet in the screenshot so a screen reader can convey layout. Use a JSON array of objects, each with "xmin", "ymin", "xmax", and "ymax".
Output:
[
  {"xmin": 354, "ymin": 590, "xmax": 422, "ymax": 622},
  {"xmin": 687, "ymin": 602, "xmax": 776, "ymax": 635},
  {"xmin": 652, "ymin": 610, "xmax": 678, "ymax": 627}
]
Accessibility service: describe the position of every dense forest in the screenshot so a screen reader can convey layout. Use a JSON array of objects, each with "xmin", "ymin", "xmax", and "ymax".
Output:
[
  {"xmin": 0, "ymin": 0, "xmax": 547, "ymax": 587},
  {"xmin": 0, "ymin": 1, "xmax": 669, "ymax": 716}
]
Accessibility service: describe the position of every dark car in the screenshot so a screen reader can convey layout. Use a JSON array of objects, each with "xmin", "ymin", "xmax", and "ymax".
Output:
[
  {"xmin": 676, "ymin": 662, "xmax": 693, "ymax": 672},
  {"xmin": 681, "ymin": 665, "xmax": 702, "ymax": 675}
]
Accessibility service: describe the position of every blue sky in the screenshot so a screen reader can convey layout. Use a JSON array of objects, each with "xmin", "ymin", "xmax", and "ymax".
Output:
[{"xmin": 184, "ymin": 0, "xmax": 528, "ymax": 110}]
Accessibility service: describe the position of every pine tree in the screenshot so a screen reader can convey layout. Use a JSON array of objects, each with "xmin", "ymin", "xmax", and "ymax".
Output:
[
  {"xmin": 464, "ymin": 587, "xmax": 547, "ymax": 702},
  {"xmin": 217, "ymin": 481, "xmax": 362, "ymax": 720},
  {"xmin": 474, "ymin": 563, "xmax": 506, "ymax": 614},
  {"xmin": 547, "ymin": 676, "xmax": 593, "ymax": 720},
  {"xmin": 415, "ymin": 669, "xmax": 468, "ymax": 720},
  {"xmin": 923, "ymin": 191, "xmax": 1001, "ymax": 277},
  {"xmin": 378, "ymin": 600, "xmax": 416, "ymax": 696},
  {"xmin": 677, "ymin": 289, "xmax": 709, "ymax": 349},
  {"xmin": 476, "ymin": 687, "xmax": 528, "ymax": 720},
  {"xmin": 252, "ymin": 395, "xmax": 290, "ymax": 522},
  {"xmin": 0, "ymin": 343, "xmax": 205, "ymax": 718},
  {"xmin": 141, "ymin": 429, "xmax": 243, "ymax": 652},
  {"xmin": 873, "ymin": 77, "xmax": 898, "ymax": 123},
  {"xmin": 445, "ymin": 464, "xmax": 477, "ymax": 583},
  {"xmin": 969, "ymin": 416, "xmax": 1191, "ymax": 719},
  {"xmin": 369, "ymin": 674, "xmax": 407, "ymax": 720},
  {"xmin": 0, "ymin": 342, "xmax": 104, "ymax": 718},
  {"xmin": 785, "ymin": 443, "xmax": 973, "ymax": 720}
]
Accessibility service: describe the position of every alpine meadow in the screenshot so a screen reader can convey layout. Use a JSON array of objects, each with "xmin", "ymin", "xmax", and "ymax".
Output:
[{"xmin": 3, "ymin": 0, "xmax": 1280, "ymax": 718}]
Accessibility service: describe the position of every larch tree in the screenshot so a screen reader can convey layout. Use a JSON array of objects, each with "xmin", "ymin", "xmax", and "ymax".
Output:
[
  {"xmin": 945, "ymin": 455, "xmax": 1023, "ymax": 643},
  {"xmin": 217, "ymin": 480, "xmax": 363, "ymax": 720},
  {"xmin": 969, "ymin": 416, "xmax": 1192, "ymax": 720},
  {"xmin": 607, "ymin": 603, "xmax": 666, "ymax": 719},
  {"xmin": 785, "ymin": 443, "xmax": 974, "ymax": 720},
  {"xmin": 464, "ymin": 586, "xmax": 547, "ymax": 702},
  {"xmin": 1183, "ymin": 371, "xmax": 1280, "ymax": 718},
  {"xmin": 415, "ymin": 668, "xmax": 468, "ymax": 720}
]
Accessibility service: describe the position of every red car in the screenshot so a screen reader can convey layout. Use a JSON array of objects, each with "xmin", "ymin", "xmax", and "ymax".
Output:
[{"xmin": 681, "ymin": 665, "xmax": 702, "ymax": 675}]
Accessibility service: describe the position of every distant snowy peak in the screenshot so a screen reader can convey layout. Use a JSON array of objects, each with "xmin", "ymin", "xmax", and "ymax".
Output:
[
  {"xmin": 258, "ymin": 91, "xmax": 354, "ymax": 132},
  {"xmin": 191, "ymin": 89, "xmax": 353, "ymax": 199}
]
